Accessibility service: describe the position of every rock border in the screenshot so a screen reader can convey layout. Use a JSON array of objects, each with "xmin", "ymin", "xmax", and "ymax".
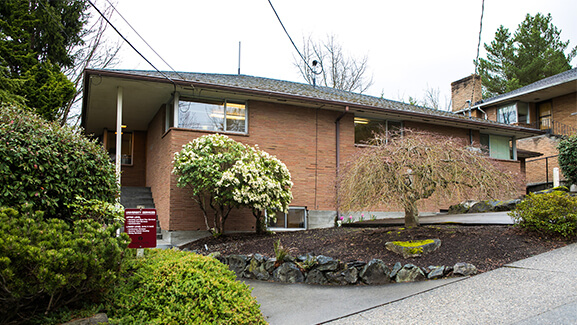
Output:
[{"xmin": 197, "ymin": 251, "xmax": 478, "ymax": 285}]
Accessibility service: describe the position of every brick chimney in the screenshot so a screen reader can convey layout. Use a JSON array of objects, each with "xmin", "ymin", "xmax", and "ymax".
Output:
[{"xmin": 451, "ymin": 75, "xmax": 482, "ymax": 112}]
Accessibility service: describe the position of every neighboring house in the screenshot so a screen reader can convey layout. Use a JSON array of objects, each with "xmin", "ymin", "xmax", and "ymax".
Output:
[
  {"xmin": 452, "ymin": 69, "xmax": 577, "ymax": 191},
  {"xmin": 82, "ymin": 69, "xmax": 542, "ymax": 244}
]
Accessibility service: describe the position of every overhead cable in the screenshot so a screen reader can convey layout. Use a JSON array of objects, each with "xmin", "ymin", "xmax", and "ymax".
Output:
[
  {"xmin": 103, "ymin": 0, "xmax": 187, "ymax": 80},
  {"xmin": 86, "ymin": 0, "xmax": 176, "ymax": 86},
  {"xmin": 267, "ymin": 0, "xmax": 318, "ymax": 74}
]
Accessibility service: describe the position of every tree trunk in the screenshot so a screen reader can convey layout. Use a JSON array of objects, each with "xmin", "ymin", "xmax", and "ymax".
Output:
[
  {"xmin": 254, "ymin": 210, "xmax": 267, "ymax": 234},
  {"xmin": 404, "ymin": 201, "xmax": 420, "ymax": 227}
]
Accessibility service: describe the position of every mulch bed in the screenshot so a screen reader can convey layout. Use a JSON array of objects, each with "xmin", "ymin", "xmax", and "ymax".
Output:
[{"xmin": 182, "ymin": 225, "xmax": 575, "ymax": 273}]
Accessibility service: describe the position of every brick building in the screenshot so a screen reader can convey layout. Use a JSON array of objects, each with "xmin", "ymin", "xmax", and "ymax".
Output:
[
  {"xmin": 452, "ymin": 69, "xmax": 577, "ymax": 191},
  {"xmin": 82, "ymin": 69, "xmax": 542, "ymax": 244}
]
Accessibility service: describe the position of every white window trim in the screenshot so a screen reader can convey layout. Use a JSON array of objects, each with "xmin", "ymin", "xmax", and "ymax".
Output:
[
  {"xmin": 266, "ymin": 207, "xmax": 308, "ymax": 231},
  {"xmin": 176, "ymin": 97, "xmax": 248, "ymax": 134}
]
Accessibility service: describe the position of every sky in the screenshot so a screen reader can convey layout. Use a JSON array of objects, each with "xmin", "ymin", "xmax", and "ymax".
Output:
[{"xmin": 96, "ymin": 0, "xmax": 577, "ymax": 109}]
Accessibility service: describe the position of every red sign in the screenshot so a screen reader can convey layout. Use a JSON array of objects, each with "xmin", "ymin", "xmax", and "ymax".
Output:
[{"xmin": 124, "ymin": 209, "xmax": 157, "ymax": 248}]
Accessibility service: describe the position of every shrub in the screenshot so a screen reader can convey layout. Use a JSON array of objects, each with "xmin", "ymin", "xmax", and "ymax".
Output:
[
  {"xmin": 107, "ymin": 249, "xmax": 266, "ymax": 324},
  {"xmin": 558, "ymin": 135, "xmax": 577, "ymax": 186},
  {"xmin": 0, "ymin": 105, "xmax": 118, "ymax": 221},
  {"xmin": 510, "ymin": 191, "xmax": 577, "ymax": 238},
  {"xmin": 0, "ymin": 206, "xmax": 130, "ymax": 324}
]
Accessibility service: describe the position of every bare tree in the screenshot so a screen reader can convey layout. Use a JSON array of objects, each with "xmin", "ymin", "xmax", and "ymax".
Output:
[
  {"xmin": 59, "ymin": 0, "xmax": 122, "ymax": 127},
  {"xmin": 337, "ymin": 129, "xmax": 520, "ymax": 227},
  {"xmin": 398, "ymin": 85, "xmax": 451, "ymax": 111},
  {"xmin": 294, "ymin": 35, "xmax": 373, "ymax": 94}
]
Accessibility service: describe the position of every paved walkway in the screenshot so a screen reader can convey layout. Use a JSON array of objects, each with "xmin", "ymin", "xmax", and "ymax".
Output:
[{"xmin": 247, "ymin": 212, "xmax": 577, "ymax": 324}]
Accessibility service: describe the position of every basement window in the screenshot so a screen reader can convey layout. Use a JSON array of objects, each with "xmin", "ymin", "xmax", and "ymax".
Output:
[
  {"xmin": 177, "ymin": 99, "xmax": 247, "ymax": 133},
  {"xmin": 267, "ymin": 207, "xmax": 307, "ymax": 230}
]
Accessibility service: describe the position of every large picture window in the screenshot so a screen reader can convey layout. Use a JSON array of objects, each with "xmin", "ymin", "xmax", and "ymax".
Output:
[
  {"xmin": 354, "ymin": 117, "xmax": 401, "ymax": 144},
  {"xmin": 178, "ymin": 99, "xmax": 247, "ymax": 133},
  {"xmin": 497, "ymin": 102, "xmax": 529, "ymax": 125}
]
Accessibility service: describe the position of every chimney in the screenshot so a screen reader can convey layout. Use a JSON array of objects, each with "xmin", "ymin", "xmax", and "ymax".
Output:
[{"xmin": 450, "ymin": 75, "xmax": 482, "ymax": 112}]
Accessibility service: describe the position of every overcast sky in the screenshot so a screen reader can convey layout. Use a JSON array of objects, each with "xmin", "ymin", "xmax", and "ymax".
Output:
[{"xmin": 100, "ymin": 0, "xmax": 577, "ymax": 109}]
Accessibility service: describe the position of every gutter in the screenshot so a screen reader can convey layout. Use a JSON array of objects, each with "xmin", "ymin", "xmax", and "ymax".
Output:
[{"xmin": 83, "ymin": 69, "xmax": 545, "ymax": 138}]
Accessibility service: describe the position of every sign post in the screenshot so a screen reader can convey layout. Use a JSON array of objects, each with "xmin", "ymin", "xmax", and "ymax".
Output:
[{"xmin": 124, "ymin": 208, "xmax": 157, "ymax": 249}]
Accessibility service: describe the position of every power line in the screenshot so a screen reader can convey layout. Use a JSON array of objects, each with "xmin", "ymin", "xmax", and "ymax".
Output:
[
  {"xmin": 267, "ymin": 0, "xmax": 318, "ymax": 75},
  {"xmin": 102, "ymin": 0, "xmax": 186, "ymax": 80},
  {"xmin": 471, "ymin": 0, "xmax": 485, "ymax": 107},
  {"xmin": 86, "ymin": 0, "xmax": 176, "ymax": 85}
]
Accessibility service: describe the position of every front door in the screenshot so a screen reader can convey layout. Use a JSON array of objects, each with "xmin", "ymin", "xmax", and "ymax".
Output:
[{"xmin": 538, "ymin": 101, "xmax": 552, "ymax": 131}]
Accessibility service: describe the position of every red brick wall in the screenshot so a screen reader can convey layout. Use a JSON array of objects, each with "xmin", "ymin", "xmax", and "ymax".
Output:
[
  {"xmin": 552, "ymin": 92, "xmax": 577, "ymax": 130},
  {"xmin": 146, "ymin": 105, "xmax": 173, "ymax": 230},
  {"xmin": 145, "ymin": 99, "xmax": 526, "ymax": 232},
  {"xmin": 518, "ymin": 135, "xmax": 564, "ymax": 185}
]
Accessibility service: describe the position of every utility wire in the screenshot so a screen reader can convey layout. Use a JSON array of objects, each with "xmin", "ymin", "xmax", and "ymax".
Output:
[
  {"xmin": 471, "ymin": 0, "xmax": 485, "ymax": 108},
  {"xmin": 102, "ymin": 0, "xmax": 186, "ymax": 80},
  {"xmin": 267, "ymin": 0, "xmax": 317, "ymax": 74},
  {"xmin": 86, "ymin": 0, "xmax": 176, "ymax": 85}
]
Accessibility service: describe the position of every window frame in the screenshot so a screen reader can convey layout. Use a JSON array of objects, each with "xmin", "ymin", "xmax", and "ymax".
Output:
[
  {"xmin": 480, "ymin": 133, "xmax": 517, "ymax": 161},
  {"xmin": 496, "ymin": 101, "xmax": 529, "ymax": 125},
  {"xmin": 176, "ymin": 97, "xmax": 248, "ymax": 134},
  {"xmin": 266, "ymin": 207, "xmax": 308, "ymax": 231},
  {"xmin": 354, "ymin": 116, "xmax": 402, "ymax": 145}
]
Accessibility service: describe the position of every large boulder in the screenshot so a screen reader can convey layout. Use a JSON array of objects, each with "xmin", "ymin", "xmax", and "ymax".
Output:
[
  {"xmin": 359, "ymin": 259, "xmax": 391, "ymax": 285},
  {"xmin": 427, "ymin": 266, "xmax": 446, "ymax": 279},
  {"xmin": 385, "ymin": 239, "xmax": 442, "ymax": 258},
  {"xmin": 468, "ymin": 200, "xmax": 499, "ymax": 213},
  {"xmin": 315, "ymin": 255, "xmax": 339, "ymax": 272},
  {"xmin": 448, "ymin": 200, "xmax": 478, "ymax": 214},
  {"xmin": 395, "ymin": 264, "xmax": 426, "ymax": 283},
  {"xmin": 453, "ymin": 262, "xmax": 478, "ymax": 276},
  {"xmin": 246, "ymin": 254, "xmax": 270, "ymax": 281},
  {"xmin": 226, "ymin": 255, "xmax": 248, "ymax": 276},
  {"xmin": 273, "ymin": 262, "xmax": 304, "ymax": 283},
  {"xmin": 305, "ymin": 269, "xmax": 328, "ymax": 285}
]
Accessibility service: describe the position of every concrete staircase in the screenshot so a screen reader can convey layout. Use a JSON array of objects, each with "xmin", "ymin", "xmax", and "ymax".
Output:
[{"xmin": 120, "ymin": 187, "xmax": 163, "ymax": 241}]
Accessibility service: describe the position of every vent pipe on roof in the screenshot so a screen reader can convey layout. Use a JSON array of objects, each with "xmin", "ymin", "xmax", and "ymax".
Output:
[{"xmin": 238, "ymin": 41, "xmax": 241, "ymax": 75}]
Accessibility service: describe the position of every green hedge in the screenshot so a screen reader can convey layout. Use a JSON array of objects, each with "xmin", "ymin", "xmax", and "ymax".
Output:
[
  {"xmin": 510, "ymin": 191, "xmax": 577, "ymax": 238},
  {"xmin": 0, "ymin": 105, "xmax": 118, "ymax": 221},
  {"xmin": 107, "ymin": 249, "xmax": 266, "ymax": 324},
  {"xmin": 0, "ymin": 207, "xmax": 129, "ymax": 324}
]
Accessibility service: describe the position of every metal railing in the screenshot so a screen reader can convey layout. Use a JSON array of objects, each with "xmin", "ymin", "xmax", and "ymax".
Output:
[{"xmin": 534, "ymin": 118, "xmax": 576, "ymax": 137}]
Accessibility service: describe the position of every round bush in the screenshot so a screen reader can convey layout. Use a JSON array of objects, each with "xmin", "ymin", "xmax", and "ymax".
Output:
[
  {"xmin": 510, "ymin": 191, "xmax": 577, "ymax": 238},
  {"xmin": 0, "ymin": 207, "xmax": 130, "ymax": 323},
  {"xmin": 0, "ymin": 105, "xmax": 118, "ymax": 221},
  {"xmin": 107, "ymin": 249, "xmax": 266, "ymax": 324}
]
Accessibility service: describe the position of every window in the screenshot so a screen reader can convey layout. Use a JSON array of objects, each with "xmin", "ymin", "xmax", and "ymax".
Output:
[
  {"xmin": 480, "ymin": 133, "xmax": 515, "ymax": 160},
  {"xmin": 267, "ymin": 207, "xmax": 307, "ymax": 230},
  {"xmin": 497, "ymin": 102, "xmax": 529, "ymax": 125},
  {"xmin": 178, "ymin": 99, "xmax": 247, "ymax": 133},
  {"xmin": 354, "ymin": 117, "xmax": 402, "ymax": 144}
]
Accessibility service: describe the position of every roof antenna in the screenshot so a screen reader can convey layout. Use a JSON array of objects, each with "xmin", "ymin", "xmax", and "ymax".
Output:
[{"xmin": 238, "ymin": 41, "xmax": 241, "ymax": 75}]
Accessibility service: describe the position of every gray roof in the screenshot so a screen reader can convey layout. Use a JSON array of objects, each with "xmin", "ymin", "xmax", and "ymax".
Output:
[
  {"xmin": 479, "ymin": 68, "xmax": 577, "ymax": 106},
  {"xmin": 109, "ymin": 69, "xmax": 510, "ymax": 127}
]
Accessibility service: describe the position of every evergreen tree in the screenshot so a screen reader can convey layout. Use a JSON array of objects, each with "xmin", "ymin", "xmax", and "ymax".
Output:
[
  {"xmin": 478, "ymin": 13, "xmax": 576, "ymax": 98},
  {"xmin": 0, "ymin": 0, "xmax": 87, "ymax": 120}
]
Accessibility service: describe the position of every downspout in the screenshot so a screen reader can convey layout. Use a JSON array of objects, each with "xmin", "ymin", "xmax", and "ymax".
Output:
[{"xmin": 335, "ymin": 106, "xmax": 349, "ymax": 224}]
